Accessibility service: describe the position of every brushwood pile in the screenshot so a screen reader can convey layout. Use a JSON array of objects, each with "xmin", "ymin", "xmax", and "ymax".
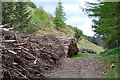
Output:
[{"xmin": 0, "ymin": 24, "xmax": 79, "ymax": 79}]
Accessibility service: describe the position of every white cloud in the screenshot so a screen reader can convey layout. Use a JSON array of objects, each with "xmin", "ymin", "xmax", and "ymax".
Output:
[
  {"xmin": 65, "ymin": 16, "xmax": 87, "ymax": 26},
  {"xmin": 80, "ymin": 26, "xmax": 94, "ymax": 36},
  {"xmin": 32, "ymin": 0, "xmax": 79, "ymax": 2},
  {"xmin": 43, "ymin": 5, "xmax": 56, "ymax": 15},
  {"xmin": 63, "ymin": 3, "xmax": 80, "ymax": 12},
  {"xmin": 63, "ymin": 2, "xmax": 95, "ymax": 36},
  {"xmin": 32, "ymin": 0, "xmax": 97, "ymax": 36},
  {"xmin": 77, "ymin": 19, "xmax": 94, "ymax": 36}
]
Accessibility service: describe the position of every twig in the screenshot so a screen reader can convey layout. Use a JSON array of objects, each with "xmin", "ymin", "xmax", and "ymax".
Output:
[
  {"xmin": 8, "ymin": 50, "xmax": 17, "ymax": 54},
  {"xmin": 19, "ymin": 46, "xmax": 29, "ymax": 52},
  {"xmin": 3, "ymin": 40, "xmax": 16, "ymax": 43},
  {"xmin": 22, "ymin": 49, "xmax": 36, "ymax": 59},
  {"xmin": 14, "ymin": 42, "xmax": 27, "ymax": 46},
  {"xmin": 18, "ymin": 65, "xmax": 28, "ymax": 72},
  {"xmin": 17, "ymin": 71, "xmax": 28, "ymax": 79},
  {"xmin": 0, "ymin": 25, "xmax": 4, "ymax": 28}
]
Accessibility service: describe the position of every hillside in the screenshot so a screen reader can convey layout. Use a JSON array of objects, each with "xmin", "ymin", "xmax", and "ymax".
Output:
[
  {"xmin": 78, "ymin": 38, "xmax": 104, "ymax": 53},
  {"xmin": 28, "ymin": 5, "xmax": 104, "ymax": 53},
  {"xmin": 35, "ymin": 25, "xmax": 75, "ymax": 37},
  {"xmin": 2, "ymin": 2, "xmax": 119, "ymax": 79},
  {"xmin": 28, "ymin": 7, "xmax": 74, "ymax": 37}
]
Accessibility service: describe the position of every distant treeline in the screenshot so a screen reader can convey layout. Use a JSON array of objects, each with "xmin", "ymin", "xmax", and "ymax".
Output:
[{"xmin": 87, "ymin": 36, "xmax": 105, "ymax": 47}]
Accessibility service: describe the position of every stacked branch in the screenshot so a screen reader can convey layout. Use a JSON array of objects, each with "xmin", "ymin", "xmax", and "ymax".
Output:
[{"xmin": 1, "ymin": 24, "xmax": 79, "ymax": 79}]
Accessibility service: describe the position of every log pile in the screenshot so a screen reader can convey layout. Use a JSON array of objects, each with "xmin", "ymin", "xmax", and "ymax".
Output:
[
  {"xmin": 58, "ymin": 37, "xmax": 79, "ymax": 57},
  {"xmin": 79, "ymin": 48, "xmax": 97, "ymax": 54},
  {"xmin": 0, "ymin": 24, "xmax": 79, "ymax": 79}
]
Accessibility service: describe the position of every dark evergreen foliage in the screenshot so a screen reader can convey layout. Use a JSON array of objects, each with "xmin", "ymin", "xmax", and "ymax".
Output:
[
  {"xmin": 84, "ymin": 2, "xmax": 120, "ymax": 49},
  {"xmin": 73, "ymin": 27, "xmax": 83, "ymax": 42},
  {"xmin": 2, "ymin": 2, "xmax": 38, "ymax": 34},
  {"xmin": 54, "ymin": 1, "xmax": 66, "ymax": 28}
]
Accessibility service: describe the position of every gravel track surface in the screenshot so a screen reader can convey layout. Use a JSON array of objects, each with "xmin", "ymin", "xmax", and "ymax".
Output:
[{"xmin": 44, "ymin": 56, "xmax": 106, "ymax": 78}]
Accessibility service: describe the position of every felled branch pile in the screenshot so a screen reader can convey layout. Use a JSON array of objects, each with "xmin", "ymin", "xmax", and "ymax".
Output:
[
  {"xmin": 1, "ymin": 24, "xmax": 79, "ymax": 79},
  {"xmin": 79, "ymin": 48, "xmax": 97, "ymax": 54},
  {"xmin": 58, "ymin": 37, "xmax": 79, "ymax": 57}
]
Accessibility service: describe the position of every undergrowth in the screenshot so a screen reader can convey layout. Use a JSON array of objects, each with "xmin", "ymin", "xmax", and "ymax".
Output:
[
  {"xmin": 99, "ymin": 47, "xmax": 120, "ymax": 78},
  {"xmin": 71, "ymin": 48, "xmax": 119, "ymax": 78},
  {"xmin": 71, "ymin": 53, "xmax": 96, "ymax": 58}
]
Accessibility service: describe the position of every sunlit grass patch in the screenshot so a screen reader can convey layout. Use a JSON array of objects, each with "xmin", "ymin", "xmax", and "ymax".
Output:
[
  {"xmin": 99, "ymin": 48, "xmax": 119, "ymax": 78},
  {"xmin": 104, "ymin": 66, "xmax": 118, "ymax": 78},
  {"xmin": 71, "ymin": 53, "xmax": 96, "ymax": 58}
]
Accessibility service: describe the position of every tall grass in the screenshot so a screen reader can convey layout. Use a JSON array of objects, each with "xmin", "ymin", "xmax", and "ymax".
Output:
[{"xmin": 99, "ymin": 47, "xmax": 119, "ymax": 78}]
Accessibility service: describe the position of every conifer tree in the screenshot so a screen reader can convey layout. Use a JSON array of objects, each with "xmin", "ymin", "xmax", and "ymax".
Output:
[
  {"xmin": 84, "ymin": 2, "xmax": 120, "ymax": 48},
  {"xmin": 13, "ymin": 2, "xmax": 31, "ymax": 31},
  {"xmin": 74, "ymin": 27, "xmax": 83, "ymax": 42},
  {"xmin": 54, "ymin": 1, "xmax": 66, "ymax": 28},
  {"xmin": 2, "ymin": 2, "xmax": 37, "ymax": 33}
]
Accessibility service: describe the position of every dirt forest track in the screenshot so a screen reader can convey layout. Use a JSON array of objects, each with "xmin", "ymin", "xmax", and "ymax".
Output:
[
  {"xmin": 44, "ymin": 56, "xmax": 107, "ymax": 78},
  {"xmin": 1, "ymin": 24, "xmax": 109, "ymax": 79},
  {"xmin": 0, "ymin": 24, "xmax": 79, "ymax": 79}
]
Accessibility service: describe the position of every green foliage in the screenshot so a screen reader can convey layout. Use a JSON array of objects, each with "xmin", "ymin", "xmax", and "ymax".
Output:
[
  {"xmin": 100, "ymin": 48, "xmax": 118, "ymax": 71},
  {"xmin": 0, "ymin": 2, "xmax": 2, "ymax": 23},
  {"xmin": 32, "ymin": 8, "xmax": 53, "ymax": 28},
  {"xmin": 84, "ymin": 2, "xmax": 120, "ymax": 49},
  {"xmin": 68, "ymin": 25, "xmax": 86, "ymax": 39},
  {"xmin": 99, "ymin": 48, "xmax": 119, "ymax": 78},
  {"xmin": 87, "ymin": 36, "xmax": 105, "ymax": 47},
  {"xmin": 54, "ymin": 1, "xmax": 66, "ymax": 28},
  {"xmin": 104, "ymin": 68, "xmax": 118, "ymax": 78},
  {"xmin": 14, "ymin": 2, "xmax": 31, "ymax": 31},
  {"xmin": 23, "ymin": 20, "xmax": 40, "ymax": 34},
  {"xmin": 27, "ymin": 2, "xmax": 36, "ymax": 9},
  {"xmin": 71, "ymin": 53, "xmax": 96, "ymax": 58},
  {"xmin": 73, "ymin": 27, "xmax": 83, "ymax": 42},
  {"xmin": 2, "ymin": 2, "xmax": 15, "ymax": 24},
  {"xmin": 100, "ymin": 47, "xmax": 120, "ymax": 56},
  {"xmin": 92, "ymin": 37, "xmax": 98, "ymax": 45},
  {"xmin": 2, "ymin": 2, "xmax": 38, "ymax": 34},
  {"xmin": 32, "ymin": 8, "xmax": 49, "ymax": 23}
]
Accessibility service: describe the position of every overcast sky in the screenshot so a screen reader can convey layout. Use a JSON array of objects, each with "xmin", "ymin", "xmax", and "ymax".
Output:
[{"xmin": 31, "ymin": 0, "xmax": 99, "ymax": 36}]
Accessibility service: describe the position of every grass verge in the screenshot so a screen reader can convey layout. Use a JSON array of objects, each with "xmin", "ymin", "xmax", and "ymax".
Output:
[
  {"xmin": 99, "ymin": 48, "xmax": 119, "ymax": 78},
  {"xmin": 71, "ymin": 53, "xmax": 96, "ymax": 58}
]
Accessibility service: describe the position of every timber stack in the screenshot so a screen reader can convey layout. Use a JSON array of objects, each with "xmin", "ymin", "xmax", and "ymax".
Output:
[{"xmin": 0, "ymin": 24, "xmax": 79, "ymax": 79}]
